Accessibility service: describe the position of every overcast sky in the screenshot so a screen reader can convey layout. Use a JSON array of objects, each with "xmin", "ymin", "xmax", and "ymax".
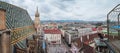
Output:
[{"xmin": 1, "ymin": 0, "xmax": 120, "ymax": 21}]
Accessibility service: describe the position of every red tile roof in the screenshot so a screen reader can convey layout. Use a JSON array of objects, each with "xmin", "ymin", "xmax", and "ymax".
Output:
[
  {"xmin": 73, "ymin": 38, "xmax": 95, "ymax": 53},
  {"xmin": 83, "ymin": 43, "xmax": 95, "ymax": 53},
  {"xmin": 74, "ymin": 38, "xmax": 82, "ymax": 48},
  {"xmin": 43, "ymin": 29, "xmax": 61, "ymax": 34},
  {"xmin": 92, "ymin": 27, "xmax": 97, "ymax": 31},
  {"xmin": 82, "ymin": 35, "xmax": 88, "ymax": 42}
]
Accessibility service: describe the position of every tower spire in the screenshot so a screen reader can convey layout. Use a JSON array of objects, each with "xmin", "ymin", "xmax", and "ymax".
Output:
[
  {"xmin": 34, "ymin": 7, "xmax": 41, "ymax": 34},
  {"xmin": 35, "ymin": 6, "xmax": 39, "ymax": 17}
]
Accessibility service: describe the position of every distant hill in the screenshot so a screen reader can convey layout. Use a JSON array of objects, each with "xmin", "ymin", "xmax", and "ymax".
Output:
[
  {"xmin": 41, "ymin": 20, "xmax": 84, "ymax": 23},
  {"xmin": 40, "ymin": 20, "xmax": 105, "ymax": 24}
]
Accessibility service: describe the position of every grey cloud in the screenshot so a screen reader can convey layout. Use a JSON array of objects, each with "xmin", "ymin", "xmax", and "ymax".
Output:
[
  {"xmin": 50, "ymin": 0, "xmax": 76, "ymax": 12},
  {"xmin": 40, "ymin": 5, "xmax": 51, "ymax": 13},
  {"xmin": 1, "ymin": 0, "xmax": 120, "ymax": 21}
]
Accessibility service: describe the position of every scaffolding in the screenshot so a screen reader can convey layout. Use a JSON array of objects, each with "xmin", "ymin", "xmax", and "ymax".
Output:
[{"xmin": 107, "ymin": 4, "xmax": 120, "ymax": 39}]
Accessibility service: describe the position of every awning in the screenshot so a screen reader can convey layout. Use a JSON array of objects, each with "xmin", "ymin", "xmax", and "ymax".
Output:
[{"xmin": 111, "ymin": 25, "xmax": 120, "ymax": 29}]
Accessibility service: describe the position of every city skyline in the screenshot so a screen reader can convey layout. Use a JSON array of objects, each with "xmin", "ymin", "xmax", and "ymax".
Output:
[
  {"xmin": 0, "ymin": 1, "xmax": 120, "ymax": 53},
  {"xmin": 1, "ymin": 0, "xmax": 120, "ymax": 21}
]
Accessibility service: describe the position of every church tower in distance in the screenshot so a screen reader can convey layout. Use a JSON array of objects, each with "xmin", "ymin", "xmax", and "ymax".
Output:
[{"xmin": 34, "ymin": 7, "xmax": 41, "ymax": 34}]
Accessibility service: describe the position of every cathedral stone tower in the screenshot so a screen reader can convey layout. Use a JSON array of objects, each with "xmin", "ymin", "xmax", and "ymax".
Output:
[{"xmin": 34, "ymin": 7, "xmax": 41, "ymax": 34}]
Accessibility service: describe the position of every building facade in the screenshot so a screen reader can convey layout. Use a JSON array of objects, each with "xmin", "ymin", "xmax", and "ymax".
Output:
[
  {"xmin": 44, "ymin": 29, "xmax": 62, "ymax": 44},
  {"xmin": 64, "ymin": 30, "xmax": 78, "ymax": 46},
  {"xmin": 34, "ymin": 7, "xmax": 41, "ymax": 34}
]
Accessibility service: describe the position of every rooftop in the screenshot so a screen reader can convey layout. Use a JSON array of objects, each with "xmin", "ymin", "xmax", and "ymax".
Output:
[
  {"xmin": 43, "ymin": 29, "xmax": 61, "ymax": 34},
  {"xmin": 94, "ymin": 38, "xmax": 108, "ymax": 46}
]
